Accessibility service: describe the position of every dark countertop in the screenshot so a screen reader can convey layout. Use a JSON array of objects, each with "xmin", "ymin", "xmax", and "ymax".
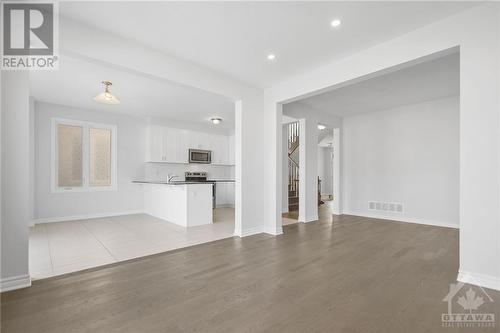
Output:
[
  {"xmin": 132, "ymin": 180, "xmax": 213, "ymax": 185},
  {"xmin": 132, "ymin": 180, "xmax": 235, "ymax": 185}
]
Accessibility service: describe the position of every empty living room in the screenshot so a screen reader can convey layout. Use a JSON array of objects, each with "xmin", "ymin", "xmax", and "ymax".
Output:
[{"xmin": 1, "ymin": 1, "xmax": 500, "ymax": 332}]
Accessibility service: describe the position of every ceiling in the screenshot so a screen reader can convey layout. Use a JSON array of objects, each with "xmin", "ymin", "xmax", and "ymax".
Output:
[
  {"xmin": 60, "ymin": 1, "xmax": 476, "ymax": 88},
  {"xmin": 29, "ymin": 56, "xmax": 235, "ymax": 132},
  {"xmin": 294, "ymin": 52, "xmax": 459, "ymax": 117}
]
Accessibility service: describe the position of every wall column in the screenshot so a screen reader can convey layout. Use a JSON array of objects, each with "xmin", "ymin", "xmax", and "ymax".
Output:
[
  {"xmin": 282, "ymin": 124, "xmax": 289, "ymax": 213},
  {"xmin": 1, "ymin": 71, "xmax": 31, "ymax": 291},
  {"xmin": 298, "ymin": 118, "xmax": 318, "ymax": 222},
  {"xmin": 332, "ymin": 128, "xmax": 342, "ymax": 215}
]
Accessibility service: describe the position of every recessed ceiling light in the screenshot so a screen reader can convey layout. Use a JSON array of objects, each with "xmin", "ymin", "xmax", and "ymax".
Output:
[
  {"xmin": 210, "ymin": 118, "xmax": 222, "ymax": 125},
  {"xmin": 94, "ymin": 81, "xmax": 120, "ymax": 105},
  {"xmin": 330, "ymin": 19, "xmax": 342, "ymax": 28},
  {"xmin": 318, "ymin": 124, "xmax": 326, "ymax": 130},
  {"xmin": 267, "ymin": 54, "xmax": 276, "ymax": 61}
]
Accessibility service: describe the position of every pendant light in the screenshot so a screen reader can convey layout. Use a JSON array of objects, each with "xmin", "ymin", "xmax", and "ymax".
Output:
[{"xmin": 94, "ymin": 81, "xmax": 120, "ymax": 105}]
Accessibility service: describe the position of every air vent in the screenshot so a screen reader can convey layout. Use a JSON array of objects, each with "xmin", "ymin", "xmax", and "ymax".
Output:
[{"xmin": 368, "ymin": 201, "xmax": 403, "ymax": 213}]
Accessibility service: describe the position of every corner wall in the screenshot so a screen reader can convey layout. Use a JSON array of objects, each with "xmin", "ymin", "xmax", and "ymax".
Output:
[{"xmin": 342, "ymin": 96, "xmax": 459, "ymax": 227}]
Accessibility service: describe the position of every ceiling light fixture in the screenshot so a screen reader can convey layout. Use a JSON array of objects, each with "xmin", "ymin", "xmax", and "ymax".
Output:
[
  {"xmin": 94, "ymin": 81, "xmax": 120, "ymax": 105},
  {"xmin": 330, "ymin": 19, "xmax": 342, "ymax": 28},
  {"xmin": 317, "ymin": 124, "xmax": 326, "ymax": 130},
  {"xmin": 267, "ymin": 54, "xmax": 276, "ymax": 61},
  {"xmin": 210, "ymin": 117, "xmax": 222, "ymax": 124}
]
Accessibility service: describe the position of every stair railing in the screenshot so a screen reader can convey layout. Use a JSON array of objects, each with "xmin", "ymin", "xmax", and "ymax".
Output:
[{"xmin": 287, "ymin": 121, "xmax": 300, "ymax": 195}]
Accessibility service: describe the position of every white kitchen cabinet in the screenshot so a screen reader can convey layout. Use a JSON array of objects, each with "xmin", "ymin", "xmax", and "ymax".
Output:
[
  {"xmin": 215, "ymin": 182, "xmax": 235, "ymax": 207},
  {"xmin": 211, "ymin": 135, "xmax": 229, "ymax": 165},
  {"xmin": 146, "ymin": 125, "xmax": 165, "ymax": 162},
  {"xmin": 178, "ymin": 129, "xmax": 190, "ymax": 163},
  {"xmin": 146, "ymin": 125, "xmax": 234, "ymax": 165},
  {"xmin": 226, "ymin": 182, "xmax": 235, "ymax": 206},
  {"xmin": 215, "ymin": 183, "xmax": 226, "ymax": 207},
  {"xmin": 163, "ymin": 127, "xmax": 179, "ymax": 163},
  {"xmin": 228, "ymin": 135, "xmax": 235, "ymax": 165}
]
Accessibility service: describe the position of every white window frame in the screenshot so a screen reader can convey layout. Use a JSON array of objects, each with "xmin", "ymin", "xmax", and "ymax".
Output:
[{"xmin": 51, "ymin": 118, "xmax": 118, "ymax": 193}]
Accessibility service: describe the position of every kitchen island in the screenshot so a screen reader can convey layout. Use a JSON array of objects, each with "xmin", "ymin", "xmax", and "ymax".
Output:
[{"xmin": 133, "ymin": 181, "xmax": 213, "ymax": 227}]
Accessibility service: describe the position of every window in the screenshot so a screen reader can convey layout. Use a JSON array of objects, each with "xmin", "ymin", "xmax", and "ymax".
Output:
[{"xmin": 52, "ymin": 118, "xmax": 117, "ymax": 192}]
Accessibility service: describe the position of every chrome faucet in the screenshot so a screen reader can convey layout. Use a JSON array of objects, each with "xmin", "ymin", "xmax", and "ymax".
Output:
[{"xmin": 167, "ymin": 174, "xmax": 178, "ymax": 183}]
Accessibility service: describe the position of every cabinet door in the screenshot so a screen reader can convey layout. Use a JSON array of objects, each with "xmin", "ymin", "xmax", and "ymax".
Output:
[
  {"xmin": 147, "ymin": 125, "xmax": 164, "ymax": 162},
  {"xmin": 178, "ymin": 129, "xmax": 190, "ymax": 163},
  {"xmin": 211, "ymin": 135, "xmax": 227, "ymax": 164},
  {"xmin": 164, "ymin": 127, "xmax": 181, "ymax": 163},
  {"xmin": 226, "ymin": 183, "xmax": 235, "ymax": 205},
  {"xmin": 228, "ymin": 135, "xmax": 235, "ymax": 165},
  {"xmin": 219, "ymin": 135, "xmax": 229, "ymax": 165},
  {"xmin": 197, "ymin": 132, "xmax": 210, "ymax": 150},
  {"xmin": 188, "ymin": 131, "xmax": 200, "ymax": 150},
  {"xmin": 215, "ymin": 183, "xmax": 226, "ymax": 207}
]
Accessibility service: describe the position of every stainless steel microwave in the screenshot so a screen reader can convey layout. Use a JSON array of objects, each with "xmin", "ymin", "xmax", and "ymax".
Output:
[{"xmin": 189, "ymin": 149, "xmax": 211, "ymax": 164}]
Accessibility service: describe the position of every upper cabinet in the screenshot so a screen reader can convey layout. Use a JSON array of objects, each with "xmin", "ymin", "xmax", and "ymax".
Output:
[
  {"xmin": 228, "ymin": 135, "xmax": 235, "ymax": 165},
  {"xmin": 145, "ymin": 125, "xmax": 234, "ymax": 165}
]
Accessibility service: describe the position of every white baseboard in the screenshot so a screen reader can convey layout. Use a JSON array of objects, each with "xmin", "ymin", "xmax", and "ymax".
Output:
[
  {"xmin": 342, "ymin": 210, "xmax": 459, "ymax": 229},
  {"xmin": 32, "ymin": 210, "xmax": 144, "ymax": 225},
  {"xmin": 458, "ymin": 270, "xmax": 500, "ymax": 291},
  {"xmin": 282, "ymin": 207, "xmax": 289, "ymax": 214},
  {"xmin": 235, "ymin": 224, "xmax": 283, "ymax": 237},
  {"xmin": 265, "ymin": 225, "xmax": 283, "ymax": 236},
  {"xmin": 237, "ymin": 225, "xmax": 265, "ymax": 237},
  {"xmin": 298, "ymin": 214, "xmax": 319, "ymax": 223},
  {"xmin": 1, "ymin": 274, "xmax": 31, "ymax": 292}
]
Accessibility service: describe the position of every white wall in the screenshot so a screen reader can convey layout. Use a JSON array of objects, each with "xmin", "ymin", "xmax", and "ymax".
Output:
[
  {"xmin": 33, "ymin": 102, "xmax": 146, "ymax": 221},
  {"xmin": 317, "ymin": 147, "xmax": 333, "ymax": 196},
  {"xmin": 342, "ymin": 96, "xmax": 459, "ymax": 227},
  {"xmin": 1, "ymin": 72, "xmax": 31, "ymax": 290},
  {"xmin": 265, "ymin": 4, "xmax": 500, "ymax": 290}
]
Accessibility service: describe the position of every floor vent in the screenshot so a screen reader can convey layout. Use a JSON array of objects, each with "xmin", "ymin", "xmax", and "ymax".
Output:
[{"xmin": 368, "ymin": 201, "xmax": 403, "ymax": 213}]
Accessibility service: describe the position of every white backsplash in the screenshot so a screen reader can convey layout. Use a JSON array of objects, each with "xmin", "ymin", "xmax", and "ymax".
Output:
[{"xmin": 145, "ymin": 163, "xmax": 235, "ymax": 181}]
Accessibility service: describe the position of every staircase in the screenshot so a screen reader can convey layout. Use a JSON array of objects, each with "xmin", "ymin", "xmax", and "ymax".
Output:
[
  {"xmin": 287, "ymin": 122, "xmax": 299, "ymax": 212},
  {"xmin": 286, "ymin": 121, "xmax": 323, "ymax": 212}
]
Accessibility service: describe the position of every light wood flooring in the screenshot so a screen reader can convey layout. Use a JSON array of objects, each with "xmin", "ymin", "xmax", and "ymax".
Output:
[{"xmin": 2, "ymin": 204, "xmax": 499, "ymax": 332}]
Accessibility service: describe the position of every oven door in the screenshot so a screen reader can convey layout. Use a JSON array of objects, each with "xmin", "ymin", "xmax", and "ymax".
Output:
[{"xmin": 189, "ymin": 149, "xmax": 211, "ymax": 164}]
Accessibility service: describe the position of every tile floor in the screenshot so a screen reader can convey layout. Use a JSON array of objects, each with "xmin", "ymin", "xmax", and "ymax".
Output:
[{"xmin": 29, "ymin": 208, "xmax": 235, "ymax": 279}]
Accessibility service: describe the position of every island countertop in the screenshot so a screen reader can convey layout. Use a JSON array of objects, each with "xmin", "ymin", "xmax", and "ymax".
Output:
[
  {"xmin": 132, "ymin": 180, "xmax": 214, "ymax": 185},
  {"xmin": 132, "ymin": 180, "xmax": 234, "ymax": 185}
]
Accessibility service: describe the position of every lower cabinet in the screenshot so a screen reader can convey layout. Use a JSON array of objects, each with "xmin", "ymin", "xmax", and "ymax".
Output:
[{"xmin": 215, "ymin": 182, "xmax": 235, "ymax": 207}]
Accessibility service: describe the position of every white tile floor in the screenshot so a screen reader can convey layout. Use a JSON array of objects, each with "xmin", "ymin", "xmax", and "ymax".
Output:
[{"xmin": 29, "ymin": 208, "xmax": 235, "ymax": 279}]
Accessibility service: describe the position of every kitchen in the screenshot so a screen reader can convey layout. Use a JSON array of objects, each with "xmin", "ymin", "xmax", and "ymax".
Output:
[
  {"xmin": 27, "ymin": 57, "xmax": 237, "ymax": 279},
  {"xmin": 134, "ymin": 124, "xmax": 236, "ymax": 227}
]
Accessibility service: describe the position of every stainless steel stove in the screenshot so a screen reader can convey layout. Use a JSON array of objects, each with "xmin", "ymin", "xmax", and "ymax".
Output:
[{"xmin": 185, "ymin": 172, "xmax": 208, "ymax": 182}]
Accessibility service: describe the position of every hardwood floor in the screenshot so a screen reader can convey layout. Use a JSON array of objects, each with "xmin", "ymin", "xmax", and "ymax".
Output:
[{"xmin": 2, "ymin": 206, "xmax": 499, "ymax": 332}]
